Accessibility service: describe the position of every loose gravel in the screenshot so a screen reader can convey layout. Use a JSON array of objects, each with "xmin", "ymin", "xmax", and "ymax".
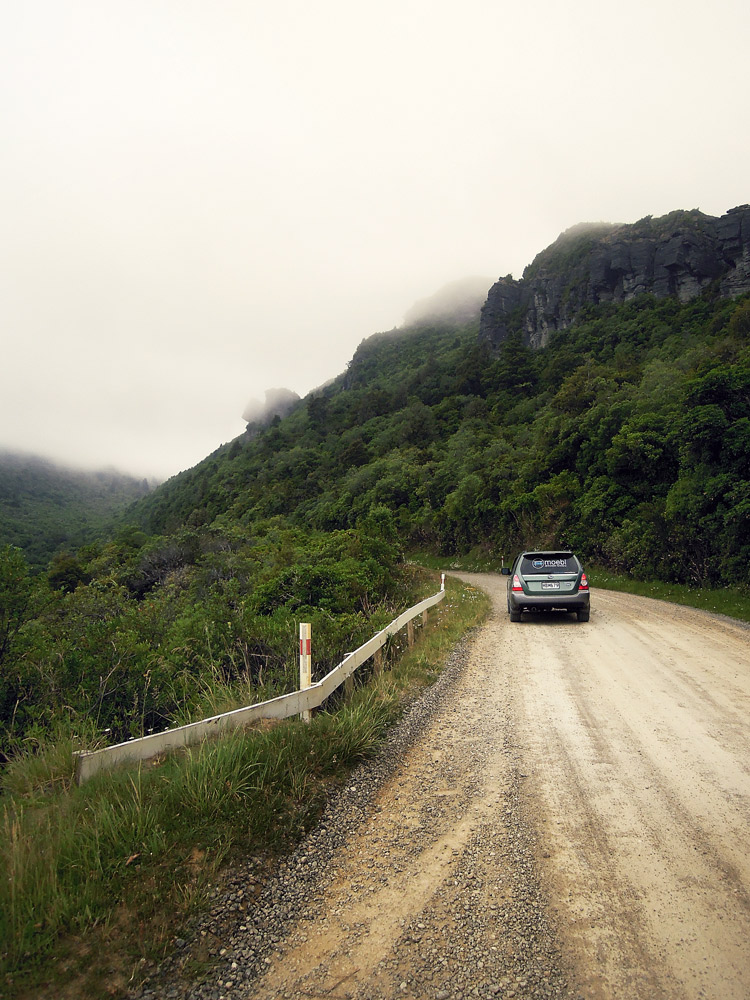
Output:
[{"xmin": 129, "ymin": 620, "xmax": 582, "ymax": 1000}]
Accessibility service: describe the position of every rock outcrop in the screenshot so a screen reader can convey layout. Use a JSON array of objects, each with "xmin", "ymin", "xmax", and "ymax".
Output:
[{"xmin": 480, "ymin": 205, "xmax": 750, "ymax": 350}]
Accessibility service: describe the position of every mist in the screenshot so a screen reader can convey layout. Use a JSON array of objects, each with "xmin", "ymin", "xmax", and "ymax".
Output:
[
  {"xmin": 242, "ymin": 388, "xmax": 302, "ymax": 427},
  {"xmin": 1, "ymin": 0, "xmax": 749, "ymax": 479},
  {"xmin": 402, "ymin": 278, "xmax": 494, "ymax": 328}
]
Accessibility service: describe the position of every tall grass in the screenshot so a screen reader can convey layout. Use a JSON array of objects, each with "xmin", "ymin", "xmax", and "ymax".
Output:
[
  {"xmin": 1, "ymin": 574, "xmax": 488, "ymax": 999},
  {"xmin": 589, "ymin": 566, "xmax": 750, "ymax": 623}
]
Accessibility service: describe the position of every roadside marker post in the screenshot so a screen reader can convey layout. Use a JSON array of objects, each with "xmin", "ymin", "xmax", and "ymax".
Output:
[
  {"xmin": 299, "ymin": 622, "xmax": 312, "ymax": 722},
  {"xmin": 73, "ymin": 588, "xmax": 446, "ymax": 784}
]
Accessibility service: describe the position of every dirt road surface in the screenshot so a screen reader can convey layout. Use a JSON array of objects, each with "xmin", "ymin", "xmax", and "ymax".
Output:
[
  {"xmin": 484, "ymin": 580, "xmax": 750, "ymax": 1000},
  {"xmin": 186, "ymin": 577, "xmax": 750, "ymax": 1000}
]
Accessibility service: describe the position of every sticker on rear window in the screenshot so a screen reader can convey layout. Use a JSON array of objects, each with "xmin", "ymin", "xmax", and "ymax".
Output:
[{"xmin": 533, "ymin": 558, "xmax": 567, "ymax": 569}]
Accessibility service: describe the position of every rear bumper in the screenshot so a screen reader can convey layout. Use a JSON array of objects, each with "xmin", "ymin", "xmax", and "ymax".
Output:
[{"xmin": 509, "ymin": 591, "xmax": 590, "ymax": 613}]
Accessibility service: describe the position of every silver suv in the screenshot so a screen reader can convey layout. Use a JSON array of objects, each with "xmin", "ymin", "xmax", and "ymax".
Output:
[{"xmin": 502, "ymin": 551, "xmax": 590, "ymax": 622}]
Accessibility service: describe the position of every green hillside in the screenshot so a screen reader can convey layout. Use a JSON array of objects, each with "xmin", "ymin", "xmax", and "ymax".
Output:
[
  {"xmin": 127, "ymin": 290, "xmax": 750, "ymax": 586},
  {"xmin": 2, "ymin": 285, "xmax": 750, "ymax": 994},
  {"xmin": 2, "ymin": 288, "xmax": 749, "ymax": 761},
  {"xmin": 0, "ymin": 452, "xmax": 151, "ymax": 570}
]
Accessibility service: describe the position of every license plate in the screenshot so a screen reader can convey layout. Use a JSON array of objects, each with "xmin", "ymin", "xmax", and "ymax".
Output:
[{"xmin": 541, "ymin": 581, "xmax": 560, "ymax": 590}]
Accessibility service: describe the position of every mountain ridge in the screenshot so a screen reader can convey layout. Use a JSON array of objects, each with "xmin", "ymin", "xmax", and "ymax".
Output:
[
  {"xmin": 0, "ymin": 449, "xmax": 152, "ymax": 568},
  {"xmin": 479, "ymin": 204, "xmax": 750, "ymax": 349}
]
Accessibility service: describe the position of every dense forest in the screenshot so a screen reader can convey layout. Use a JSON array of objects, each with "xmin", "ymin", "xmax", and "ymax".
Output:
[
  {"xmin": 0, "ymin": 452, "xmax": 151, "ymax": 570},
  {"xmin": 128, "ymin": 288, "xmax": 750, "ymax": 583},
  {"xmin": 1, "ymin": 288, "xmax": 749, "ymax": 759}
]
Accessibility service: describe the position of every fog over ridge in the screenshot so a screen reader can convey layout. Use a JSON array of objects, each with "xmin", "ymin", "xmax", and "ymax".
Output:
[{"xmin": 1, "ymin": 0, "xmax": 748, "ymax": 477}]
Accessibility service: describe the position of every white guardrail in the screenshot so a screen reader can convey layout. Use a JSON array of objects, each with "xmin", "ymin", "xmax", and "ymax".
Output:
[{"xmin": 73, "ymin": 582, "xmax": 446, "ymax": 785}]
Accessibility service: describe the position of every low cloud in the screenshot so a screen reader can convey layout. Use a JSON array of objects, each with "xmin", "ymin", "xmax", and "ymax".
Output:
[
  {"xmin": 402, "ymin": 277, "xmax": 493, "ymax": 328},
  {"xmin": 242, "ymin": 387, "xmax": 301, "ymax": 426}
]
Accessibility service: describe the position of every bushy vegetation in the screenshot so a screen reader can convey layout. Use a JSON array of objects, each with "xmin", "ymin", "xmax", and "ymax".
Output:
[
  {"xmin": 3, "ymin": 289, "xmax": 749, "ymax": 759},
  {"xmin": 1, "ymin": 576, "xmax": 487, "ymax": 996},
  {"xmin": 0, "ymin": 453, "xmax": 151, "ymax": 571},
  {"xmin": 2, "ymin": 281, "xmax": 748, "ymax": 996},
  {"xmin": 126, "ymin": 290, "xmax": 750, "ymax": 587},
  {"xmin": 0, "ymin": 507, "xmax": 410, "ymax": 758}
]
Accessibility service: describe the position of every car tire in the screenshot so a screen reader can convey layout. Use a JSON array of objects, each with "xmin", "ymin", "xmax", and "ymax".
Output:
[
  {"xmin": 576, "ymin": 609, "xmax": 590, "ymax": 622},
  {"xmin": 509, "ymin": 607, "xmax": 523, "ymax": 622}
]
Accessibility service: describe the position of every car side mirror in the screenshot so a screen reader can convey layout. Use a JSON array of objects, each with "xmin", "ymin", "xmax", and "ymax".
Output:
[{"xmin": 500, "ymin": 567, "xmax": 511, "ymax": 576}]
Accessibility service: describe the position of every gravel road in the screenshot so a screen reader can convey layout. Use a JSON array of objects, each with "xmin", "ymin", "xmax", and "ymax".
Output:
[{"xmin": 135, "ymin": 576, "xmax": 750, "ymax": 1000}]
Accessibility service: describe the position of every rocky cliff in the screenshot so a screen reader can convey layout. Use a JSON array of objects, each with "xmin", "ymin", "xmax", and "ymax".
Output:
[{"xmin": 479, "ymin": 205, "xmax": 750, "ymax": 349}]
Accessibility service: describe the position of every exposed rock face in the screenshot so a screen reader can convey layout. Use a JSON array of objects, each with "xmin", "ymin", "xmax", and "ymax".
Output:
[{"xmin": 480, "ymin": 206, "xmax": 750, "ymax": 349}]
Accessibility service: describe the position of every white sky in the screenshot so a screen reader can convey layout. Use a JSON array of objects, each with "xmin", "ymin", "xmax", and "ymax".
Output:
[{"xmin": 1, "ymin": 0, "xmax": 749, "ymax": 479}]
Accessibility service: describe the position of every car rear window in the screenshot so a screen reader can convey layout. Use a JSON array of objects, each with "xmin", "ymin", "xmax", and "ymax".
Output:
[{"xmin": 520, "ymin": 553, "xmax": 579, "ymax": 575}]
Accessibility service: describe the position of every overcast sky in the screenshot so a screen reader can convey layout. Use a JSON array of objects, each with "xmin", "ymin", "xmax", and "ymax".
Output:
[{"xmin": 2, "ymin": 0, "xmax": 748, "ymax": 480}]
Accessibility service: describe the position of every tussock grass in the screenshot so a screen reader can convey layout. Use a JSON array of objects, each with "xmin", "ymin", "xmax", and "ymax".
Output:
[
  {"xmin": 1, "ymin": 573, "xmax": 488, "ymax": 999},
  {"xmin": 589, "ymin": 566, "xmax": 750, "ymax": 624},
  {"xmin": 167, "ymin": 664, "xmax": 294, "ymax": 728},
  {"xmin": 1, "ymin": 736, "xmax": 78, "ymax": 800}
]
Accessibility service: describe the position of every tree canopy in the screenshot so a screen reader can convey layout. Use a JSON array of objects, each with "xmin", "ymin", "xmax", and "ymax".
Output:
[{"xmin": 2, "ymin": 290, "xmax": 749, "ymax": 756}]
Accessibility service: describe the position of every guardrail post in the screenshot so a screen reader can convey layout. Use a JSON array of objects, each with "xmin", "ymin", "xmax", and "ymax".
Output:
[
  {"xmin": 407, "ymin": 619, "xmax": 415, "ymax": 647},
  {"xmin": 299, "ymin": 622, "xmax": 312, "ymax": 722},
  {"xmin": 72, "ymin": 590, "xmax": 445, "ymax": 783},
  {"xmin": 441, "ymin": 573, "xmax": 445, "ymax": 591}
]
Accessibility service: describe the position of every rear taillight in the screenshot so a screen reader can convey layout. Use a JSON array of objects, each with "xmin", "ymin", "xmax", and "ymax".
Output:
[
  {"xmin": 512, "ymin": 574, "xmax": 523, "ymax": 592},
  {"xmin": 579, "ymin": 573, "xmax": 589, "ymax": 591}
]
